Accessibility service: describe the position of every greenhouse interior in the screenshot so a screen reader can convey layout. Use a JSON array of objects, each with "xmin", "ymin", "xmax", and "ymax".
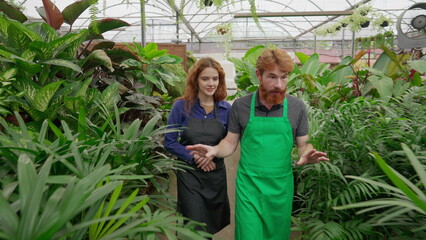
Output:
[{"xmin": 0, "ymin": 0, "xmax": 425, "ymax": 239}]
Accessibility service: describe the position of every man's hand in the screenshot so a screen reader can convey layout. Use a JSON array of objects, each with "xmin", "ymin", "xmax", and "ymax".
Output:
[
  {"xmin": 186, "ymin": 144, "xmax": 217, "ymax": 169},
  {"xmin": 296, "ymin": 149, "xmax": 329, "ymax": 166}
]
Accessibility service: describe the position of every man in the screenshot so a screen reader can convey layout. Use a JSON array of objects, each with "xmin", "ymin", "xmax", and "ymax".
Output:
[{"xmin": 186, "ymin": 48, "xmax": 329, "ymax": 240}]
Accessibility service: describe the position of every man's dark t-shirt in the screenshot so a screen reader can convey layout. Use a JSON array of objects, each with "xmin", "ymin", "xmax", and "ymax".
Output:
[{"xmin": 228, "ymin": 91, "xmax": 309, "ymax": 144}]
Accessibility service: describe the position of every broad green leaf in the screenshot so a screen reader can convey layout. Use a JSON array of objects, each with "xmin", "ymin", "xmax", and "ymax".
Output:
[
  {"xmin": 295, "ymin": 52, "xmax": 310, "ymax": 65},
  {"xmin": 143, "ymin": 42, "xmax": 159, "ymax": 56},
  {"xmin": 49, "ymin": 30, "xmax": 89, "ymax": 56},
  {"xmin": 301, "ymin": 53, "xmax": 320, "ymax": 75},
  {"xmin": 28, "ymin": 41, "xmax": 52, "ymax": 60},
  {"xmin": 227, "ymin": 57, "xmax": 245, "ymax": 71},
  {"xmin": 393, "ymin": 80, "xmax": 410, "ymax": 97},
  {"xmin": 7, "ymin": 22, "xmax": 34, "ymax": 53},
  {"xmin": 0, "ymin": 47, "xmax": 13, "ymax": 58},
  {"xmin": 290, "ymin": 63, "xmax": 301, "ymax": 75},
  {"xmin": 98, "ymin": 82, "xmax": 120, "ymax": 109},
  {"xmin": 84, "ymin": 49, "xmax": 114, "ymax": 72},
  {"xmin": 141, "ymin": 115, "xmax": 161, "ymax": 138},
  {"xmin": 92, "ymin": 40, "xmax": 115, "ymax": 51},
  {"xmin": 373, "ymin": 51, "xmax": 392, "ymax": 72},
  {"xmin": 33, "ymin": 81, "xmax": 63, "ymax": 112},
  {"xmin": 407, "ymin": 60, "xmax": 426, "ymax": 74},
  {"xmin": 104, "ymin": 48, "xmax": 139, "ymax": 62},
  {"xmin": 75, "ymin": 78, "xmax": 91, "ymax": 98},
  {"xmin": 145, "ymin": 48, "xmax": 168, "ymax": 61},
  {"xmin": 410, "ymin": 71, "xmax": 423, "ymax": 87},
  {"xmin": 89, "ymin": 18, "xmax": 130, "ymax": 35},
  {"xmin": 122, "ymin": 120, "xmax": 141, "ymax": 141},
  {"xmin": 243, "ymin": 45, "xmax": 266, "ymax": 65},
  {"xmin": 151, "ymin": 55, "xmax": 182, "ymax": 65},
  {"xmin": 40, "ymin": 59, "xmax": 82, "ymax": 73},
  {"xmin": 0, "ymin": 0, "xmax": 27, "ymax": 23},
  {"xmin": 62, "ymin": 0, "xmax": 92, "ymax": 26},
  {"xmin": 366, "ymin": 68, "xmax": 393, "ymax": 100},
  {"xmin": 143, "ymin": 71, "xmax": 167, "ymax": 93},
  {"xmin": 26, "ymin": 22, "xmax": 58, "ymax": 42},
  {"xmin": 0, "ymin": 68, "xmax": 17, "ymax": 80}
]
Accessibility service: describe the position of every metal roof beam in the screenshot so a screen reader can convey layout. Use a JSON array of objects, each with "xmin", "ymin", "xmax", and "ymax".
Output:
[
  {"xmin": 166, "ymin": 0, "xmax": 202, "ymax": 42},
  {"xmin": 234, "ymin": 10, "xmax": 354, "ymax": 18}
]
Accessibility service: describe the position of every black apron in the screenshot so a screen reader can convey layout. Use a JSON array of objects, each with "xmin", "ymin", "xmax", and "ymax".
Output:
[{"xmin": 177, "ymin": 103, "xmax": 230, "ymax": 234}]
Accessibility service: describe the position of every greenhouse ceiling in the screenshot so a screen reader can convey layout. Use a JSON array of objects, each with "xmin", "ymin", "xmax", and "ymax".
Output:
[{"xmin": 21, "ymin": 0, "xmax": 426, "ymax": 44}]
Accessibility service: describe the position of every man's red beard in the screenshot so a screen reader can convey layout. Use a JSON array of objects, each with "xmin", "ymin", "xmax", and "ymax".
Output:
[{"xmin": 259, "ymin": 82, "xmax": 286, "ymax": 105}]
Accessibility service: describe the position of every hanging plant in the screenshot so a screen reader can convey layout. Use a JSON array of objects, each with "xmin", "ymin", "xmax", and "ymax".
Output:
[
  {"xmin": 213, "ymin": 23, "xmax": 233, "ymax": 57},
  {"xmin": 380, "ymin": 21, "xmax": 389, "ymax": 27},
  {"xmin": 383, "ymin": 31, "xmax": 395, "ymax": 47},
  {"xmin": 360, "ymin": 20, "xmax": 370, "ymax": 28},
  {"xmin": 373, "ymin": 33, "xmax": 384, "ymax": 49},
  {"xmin": 372, "ymin": 14, "xmax": 394, "ymax": 30},
  {"xmin": 203, "ymin": 0, "xmax": 213, "ymax": 7},
  {"xmin": 315, "ymin": 22, "xmax": 343, "ymax": 36},
  {"xmin": 215, "ymin": 22, "xmax": 232, "ymax": 36}
]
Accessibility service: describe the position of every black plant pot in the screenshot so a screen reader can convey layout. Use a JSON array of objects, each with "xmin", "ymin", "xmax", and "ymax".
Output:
[
  {"xmin": 380, "ymin": 21, "xmax": 389, "ymax": 27},
  {"xmin": 204, "ymin": 0, "xmax": 213, "ymax": 6},
  {"xmin": 361, "ymin": 21, "xmax": 370, "ymax": 28}
]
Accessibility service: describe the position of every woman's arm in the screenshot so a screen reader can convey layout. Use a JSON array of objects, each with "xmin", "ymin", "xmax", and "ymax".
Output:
[{"xmin": 163, "ymin": 101, "xmax": 194, "ymax": 163}]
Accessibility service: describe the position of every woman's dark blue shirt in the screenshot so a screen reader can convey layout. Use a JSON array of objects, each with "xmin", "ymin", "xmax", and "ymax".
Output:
[{"xmin": 164, "ymin": 99, "xmax": 231, "ymax": 164}]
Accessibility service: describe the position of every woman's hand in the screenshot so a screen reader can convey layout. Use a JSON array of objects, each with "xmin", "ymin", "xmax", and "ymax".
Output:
[
  {"xmin": 187, "ymin": 144, "xmax": 217, "ymax": 169},
  {"xmin": 193, "ymin": 153, "xmax": 215, "ymax": 171}
]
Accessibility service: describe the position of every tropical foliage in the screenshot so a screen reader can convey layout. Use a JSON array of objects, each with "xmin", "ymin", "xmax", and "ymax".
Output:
[
  {"xmin": 1, "ymin": 1, "xmax": 425, "ymax": 239},
  {"xmin": 0, "ymin": 1, "xmax": 212, "ymax": 239}
]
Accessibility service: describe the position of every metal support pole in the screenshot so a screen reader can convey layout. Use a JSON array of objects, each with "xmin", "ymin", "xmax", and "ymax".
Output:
[
  {"xmin": 351, "ymin": 31, "xmax": 355, "ymax": 57},
  {"xmin": 341, "ymin": 29, "xmax": 345, "ymax": 59},
  {"xmin": 314, "ymin": 35, "xmax": 317, "ymax": 53},
  {"xmin": 140, "ymin": 0, "xmax": 146, "ymax": 47},
  {"xmin": 176, "ymin": 12, "xmax": 179, "ymax": 43}
]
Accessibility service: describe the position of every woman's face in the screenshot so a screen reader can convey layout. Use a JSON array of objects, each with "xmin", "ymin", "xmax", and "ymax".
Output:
[{"xmin": 197, "ymin": 67, "xmax": 219, "ymax": 98}]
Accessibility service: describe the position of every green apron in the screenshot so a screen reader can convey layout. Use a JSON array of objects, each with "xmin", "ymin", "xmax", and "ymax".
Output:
[{"xmin": 235, "ymin": 92, "xmax": 294, "ymax": 240}]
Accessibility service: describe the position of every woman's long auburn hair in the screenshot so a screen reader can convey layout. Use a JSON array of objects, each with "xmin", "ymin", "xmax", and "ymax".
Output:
[{"xmin": 178, "ymin": 57, "xmax": 227, "ymax": 113}]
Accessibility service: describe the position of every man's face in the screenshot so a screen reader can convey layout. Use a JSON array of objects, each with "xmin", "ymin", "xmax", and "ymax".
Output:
[{"xmin": 257, "ymin": 64, "xmax": 288, "ymax": 105}]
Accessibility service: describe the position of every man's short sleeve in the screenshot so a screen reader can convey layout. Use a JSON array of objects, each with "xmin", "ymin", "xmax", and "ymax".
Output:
[
  {"xmin": 227, "ymin": 100, "xmax": 241, "ymax": 134},
  {"xmin": 296, "ymin": 103, "xmax": 309, "ymax": 137}
]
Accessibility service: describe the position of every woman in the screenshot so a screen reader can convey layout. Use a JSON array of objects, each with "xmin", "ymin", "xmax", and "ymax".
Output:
[{"xmin": 164, "ymin": 57, "xmax": 231, "ymax": 235}]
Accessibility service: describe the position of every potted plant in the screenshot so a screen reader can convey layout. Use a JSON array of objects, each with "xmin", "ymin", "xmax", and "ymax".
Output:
[
  {"xmin": 360, "ymin": 20, "xmax": 370, "ymax": 28},
  {"xmin": 214, "ymin": 23, "xmax": 234, "ymax": 57},
  {"xmin": 317, "ymin": 5, "xmax": 373, "ymax": 35},
  {"xmin": 216, "ymin": 23, "xmax": 232, "ymax": 35},
  {"xmin": 347, "ymin": 5, "xmax": 373, "ymax": 32},
  {"xmin": 372, "ymin": 14, "xmax": 394, "ymax": 29}
]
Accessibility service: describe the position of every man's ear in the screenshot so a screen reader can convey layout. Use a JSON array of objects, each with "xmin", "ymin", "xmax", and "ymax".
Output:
[{"xmin": 255, "ymin": 69, "xmax": 261, "ymax": 80}]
